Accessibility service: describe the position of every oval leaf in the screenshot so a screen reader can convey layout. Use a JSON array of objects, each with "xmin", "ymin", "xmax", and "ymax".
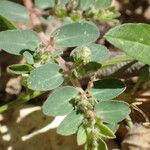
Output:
[
  {"xmin": 57, "ymin": 110, "xmax": 84, "ymax": 136},
  {"xmin": 104, "ymin": 123, "xmax": 119, "ymax": 133},
  {"xmin": 35, "ymin": 0, "xmax": 55, "ymax": 9},
  {"xmin": 0, "ymin": 0, "xmax": 29, "ymax": 21},
  {"xmin": 0, "ymin": 30, "xmax": 40, "ymax": 55},
  {"xmin": 27, "ymin": 63, "xmax": 64, "ymax": 91},
  {"xmin": 88, "ymin": 79, "xmax": 125, "ymax": 101},
  {"xmin": 23, "ymin": 51, "xmax": 34, "ymax": 64},
  {"xmin": 0, "ymin": 15, "xmax": 16, "ymax": 31},
  {"xmin": 97, "ymin": 123, "xmax": 115, "ymax": 139},
  {"xmin": 79, "ymin": 0, "xmax": 95, "ymax": 10},
  {"xmin": 88, "ymin": 43, "xmax": 110, "ymax": 62},
  {"xmin": 77, "ymin": 125, "xmax": 87, "ymax": 145},
  {"xmin": 98, "ymin": 138, "xmax": 108, "ymax": 150},
  {"xmin": 95, "ymin": 100, "xmax": 131, "ymax": 123},
  {"xmin": 43, "ymin": 86, "xmax": 79, "ymax": 116},
  {"xmin": 105, "ymin": 23, "xmax": 150, "ymax": 65},
  {"xmin": 94, "ymin": 0, "xmax": 112, "ymax": 9},
  {"xmin": 8, "ymin": 64, "xmax": 33, "ymax": 75},
  {"xmin": 54, "ymin": 22, "xmax": 99, "ymax": 47}
]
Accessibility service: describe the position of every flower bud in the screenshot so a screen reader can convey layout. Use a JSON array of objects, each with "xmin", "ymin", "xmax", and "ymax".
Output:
[{"xmin": 71, "ymin": 46, "xmax": 91, "ymax": 65}]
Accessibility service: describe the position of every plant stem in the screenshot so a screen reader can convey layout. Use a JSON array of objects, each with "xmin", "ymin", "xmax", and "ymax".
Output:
[{"xmin": 0, "ymin": 91, "xmax": 44, "ymax": 113}]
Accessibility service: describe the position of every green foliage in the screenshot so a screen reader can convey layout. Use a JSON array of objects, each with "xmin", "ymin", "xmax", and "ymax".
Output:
[
  {"xmin": 88, "ymin": 43, "xmax": 110, "ymax": 62},
  {"xmin": 88, "ymin": 79, "xmax": 126, "ymax": 101},
  {"xmin": 43, "ymin": 86, "xmax": 79, "ymax": 116},
  {"xmin": 95, "ymin": 100, "xmax": 131, "ymax": 123},
  {"xmin": 0, "ymin": 0, "xmax": 149, "ymax": 150},
  {"xmin": 94, "ymin": 0, "xmax": 112, "ymax": 9},
  {"xmin": 35, "ymin": 0, "xmax": 55, "ymax": 9},
  {"xmin": 0, "ymin": 0, "xmax": 29, "ymax": 21},
  {"xmin": 23, "ymin": 51, "xmax": 34, "ymax": 65},
  {"xmin": 105, "ymin": 123, "xmax": 119, "ymax": 133},
  {"xmin": 77, "ymin": 125, "xmax": 87, "ymax": 145},
  {"xmin": 54, "ymin": 22, "xmax": 99, "ymax": 47},
  {"xmin": 57, "ymin": 110, "xmax": 84, "ymax": 136},
  {"xmin": 0, "ymin": 15, "xmax": 16, "ymax": 31},
  {"xmin": 97, "ymin": 123, "xmax": 115, "ymax": 138},
  {"xmin": 97, "ymin": 138, "xmax": 108, "ymax": 150},
  {"xmin": 79, "ymin": 0, "xmax": 95, "ymax": 10},
  {"xmin": 0, "ymin": 30, "xmax": 40, "ymax": 55},
  {"xmin": 8, "ymin": 64, "xmax": 33, "ymax": 75},
  {"xmin": 71, "ymin": 43, "xmax": 109, "ymax": 65},
  {"xmin": 105, "ymin": 23, "xmax": 150, "ymax": 65},
  {"xmin": 27, "ymin": 63, "xmax": 64, "ymax": 91}
]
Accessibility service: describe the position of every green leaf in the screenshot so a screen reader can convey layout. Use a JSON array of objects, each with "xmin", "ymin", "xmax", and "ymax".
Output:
[
  {"xmin": 94, "ymin": 0, "xmax": 112, "ymax": 9},
  {"xmin": 8, "ymin": 64, "xmax": 33, "ymax": 75},
  {"xmin": 0, "ymin": 0, "xmax": 29, "ymax": 21},
  {"xmin": 98, "ymin": 138, "xmax": 108, "ymax": 150},
  {"xmin": 104, "ymin": 123, "xmax": 119, "ymax": 133},
  {"xmin": 27, "ymin": 63, "xmax": 64, "ymax": 91},
  {"xmin": 43, "ymin": 86, "xmax": 79, "ymax": 116},
  {"xmin": 74, "ymin": 62, "xmax": 102, "ymax": 78},
  {"xmin": 97, "ymin": 123, "xmax": 115, "ymax": 139},
  {"xmin": 54, "ymin": 22, "xmax": 99, "ymax": 47},
  {"xmin": 77, "ymin": 125, "xmax": 87, "ymax": 145},
  {"xmin": 79, "ymin": 0, "xmax": 95, "ymax": 10},
  {"xmin": 88, "ymin": 43, "xmax": 110, "ymax": 62},
  {"xmin": 60, "ymin": 0, "xmax": 70, "ymax": 6},
  {"xmin": 35, "ymin": 0, "xmax": 55, "ymax": 9},
  {"xmin": 0, "ymin": 15, "xmax": 16, "ymax": 31},
  {"xmin": 95, "ymin": 100, "xmax": 131, "ymax": 123},
  {"xmin": 23, "ymin": 51, "xmax": 34, "ymax": 64},
  {"xmin": 105, "ymin": 23, "xmax": 150, "ymax": 65},
  {"xmin": 88, "ymin": 79, "xmax": 125, "ymax": 101},
  {"xmin": 57, "ymin": 110, "xmax": 84, "ymax": 136},
  {"xmin": 0, "ymin": 30, "xmax": 40, "ymax": 55}
]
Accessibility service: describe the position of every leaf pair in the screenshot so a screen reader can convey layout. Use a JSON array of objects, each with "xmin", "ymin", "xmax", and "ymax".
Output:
[
  {"xmin": 0, "ymin": 22, "xmax": 99, "ymax": 55},
  {"xmin": 42, "ymin": 79, "xmax": 130, "ymax": 137},
  {"xmin": 43, "ymin": 86, "xmax": 83, "ymax": 136}
]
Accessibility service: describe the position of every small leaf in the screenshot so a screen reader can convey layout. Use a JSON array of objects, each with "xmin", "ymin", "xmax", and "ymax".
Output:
[
  {"xmin": 0, "ymin": 30, "xmax": 40, "ymax": 55},
  {"xmin": 98, "ymin": 138, "xmax": 108, "ymax": 150},
  {"xmin": 77, "ymin": 125, "xmax": 87, "ymax": 145},
  {"xmin": 23, "ymin": 51, "xmax": 34, "ymax": 64},
  {"xmin": 88, "ymin": 79, "xmax": 125, "ymax": 101},
  {"xmin": 54, "ymin": 22, "xmax": 99, "ymax": 47},
  {"xmin": 75, "ymin": 62, "xmax": 101, "ymax": 78},
  {"xmin": 27, "ymin": 63, "xmax": 64, "ymax": 91},
  {"xmin": 35, "ymin": 0, "xmax": 55, "ymax": 9},
  {"xmin": 88, "ymin": 43, "xmax": 110, "ymax": 62},
  {"xmin": 0, "ymin": 0, "xmax": 29, "ymax": 21},
  {"xmin": 60, "ymin": 0, "xmax": 70, "ymax": 6},
  {"xmin": 95, "ymin": 100, "xmax": 131, "ymax": 123},
  {"xmin": 8, "ymin": 64, "xmax": 33, "ymax": 74},
  {"xmin": 97, "ymin": 123, "xmax": 115, "ymax": 139},
  {"xmin": 0, "ymin": 15, "xmax": 16, "ymax": 31},
  {"xmin": 94, "ymin": 0, "xmax": 112, "ymax": 9},
  {"xmin": 104, "ymin": 123, "xmax": 119, "ymax": 133},
  {"xmin": 43, "ymin": 86, "xmax": 79, "ymax": 116},
  {"xmin": 79, "ymin": 0, "xmax": 95, "ymax": 10},
  {"xmin": 57, "ymin": 110, "xmax": 84, "ymax": 136},
  {"xmin": 105, "ymin": 23, "xmax": 150, "ymax": 65}
]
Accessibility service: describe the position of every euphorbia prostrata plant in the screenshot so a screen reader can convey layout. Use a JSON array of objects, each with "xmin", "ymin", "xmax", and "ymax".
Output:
[{"xmin": 0, "ymin": 0, "xmax": 149, "ymax": 150}]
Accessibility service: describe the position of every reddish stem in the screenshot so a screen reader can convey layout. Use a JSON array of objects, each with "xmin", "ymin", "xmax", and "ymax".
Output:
[{"xmin": 23, "ymin": 0, "xmax": 81, "ymax": 88}]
